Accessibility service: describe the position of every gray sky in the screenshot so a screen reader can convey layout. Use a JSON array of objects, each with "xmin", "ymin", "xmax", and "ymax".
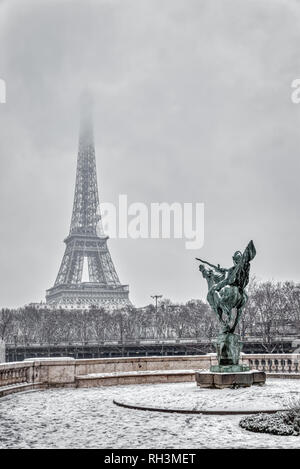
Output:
[{"xmin": 0, "ymin": 0, "xmax": 300, "ymax": 308}]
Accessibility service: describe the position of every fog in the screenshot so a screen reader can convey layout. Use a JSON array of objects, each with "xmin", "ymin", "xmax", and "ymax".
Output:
[{"xmin": 0, "ymin": 0, "xmax": 300, "ymax": 308}]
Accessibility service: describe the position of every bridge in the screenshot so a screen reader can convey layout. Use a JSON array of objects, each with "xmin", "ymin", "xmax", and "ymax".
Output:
[{"xmin": 5, "ymin": 336, "xmax": 300, "ymax": 362}]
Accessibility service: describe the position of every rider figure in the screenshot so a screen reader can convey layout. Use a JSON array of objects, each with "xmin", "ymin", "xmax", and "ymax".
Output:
[
  {"xmin": 211, "ymin": 251, "xmax": 243, "ymax": 292},
  {"xmin": 199, "ymin": 250, "xmax": 242, "ymax": 290}
]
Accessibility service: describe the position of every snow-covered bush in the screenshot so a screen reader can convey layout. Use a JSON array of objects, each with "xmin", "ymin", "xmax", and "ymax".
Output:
[{"xmin": 240, "ymin": 400, "xmax": 300, "ymax": 437}]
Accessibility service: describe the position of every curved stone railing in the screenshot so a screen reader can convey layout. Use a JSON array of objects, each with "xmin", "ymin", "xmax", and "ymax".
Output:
[
  {"xmin": 245, "ymin": 353, "xmax": 300, "ymax": 373},
  {"xmin": 0, "ymin": 353, "xmax": 299, "ymax": 398},
  {"xmin": 0, "ymin": 361, "xmax": 38, "ymax": 398},
  {"xmin": 0, "ymin": 362, "xmax": 33, "ymax": 385},
  {"xmin": 0, "ymin": 365, "xmax": 28, "ymax": 385}
]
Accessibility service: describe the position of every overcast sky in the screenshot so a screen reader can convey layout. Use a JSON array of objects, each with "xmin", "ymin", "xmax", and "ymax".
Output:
[{"xmin": 0, "ymin": 0, "xmax": 300, "ymax": 308}]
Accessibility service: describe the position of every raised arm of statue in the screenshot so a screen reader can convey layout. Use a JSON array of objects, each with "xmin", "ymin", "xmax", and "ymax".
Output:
[{"xmin": 196, "ymin": 258, "xmax": 228, "ymax": 274}]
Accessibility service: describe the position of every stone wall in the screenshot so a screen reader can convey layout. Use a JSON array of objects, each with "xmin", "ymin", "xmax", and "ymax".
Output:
[{"xmin": 75, "ymin": 354, "xmax": 213, "ymax": 376}]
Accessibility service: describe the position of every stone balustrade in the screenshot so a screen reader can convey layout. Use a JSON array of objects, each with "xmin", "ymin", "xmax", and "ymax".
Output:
[
  {"xmin": 243, "ymin": 353, "xmax": 300, "ymax": 373},
  {"xmin": 0, "ymin": 353, "xmax": 299, "ymax": 398},
  {"xmin": 0, "ymin": 362, "xmax": 33, "ymax": 386},
  {"xmin": 0, "ymin": 361, "xmax": 38, "ymax": 397}
]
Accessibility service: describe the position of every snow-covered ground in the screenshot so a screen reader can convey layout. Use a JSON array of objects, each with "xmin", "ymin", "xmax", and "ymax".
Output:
[
  {"xmin": 118, "ymin": 378, "xmax": 300, "ymax": 412},
  {"xmin": 0, "ymin": 379, "xmax": 299, "ymax": 449}
]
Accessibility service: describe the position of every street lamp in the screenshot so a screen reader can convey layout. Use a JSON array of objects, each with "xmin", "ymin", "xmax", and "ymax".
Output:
[{"xmin": 151, "ymin": 295, "xmax": 163, "ymax": 314}]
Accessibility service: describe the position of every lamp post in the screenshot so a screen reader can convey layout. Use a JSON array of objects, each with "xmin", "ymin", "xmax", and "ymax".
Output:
[{"xmin": 151, "ymin": 295, "xmax": 162, "ymax": 315}]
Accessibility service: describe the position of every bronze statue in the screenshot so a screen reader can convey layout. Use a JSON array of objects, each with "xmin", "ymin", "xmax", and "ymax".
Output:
[{"xmin": 196, "ymin": 240, "xmax": 256, "ymax": 371}]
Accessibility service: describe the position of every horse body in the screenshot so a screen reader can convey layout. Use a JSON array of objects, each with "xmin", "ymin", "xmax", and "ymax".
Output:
[{"xmin": 204, "ymin": 270, "xmax": 247, "ymax": 333}]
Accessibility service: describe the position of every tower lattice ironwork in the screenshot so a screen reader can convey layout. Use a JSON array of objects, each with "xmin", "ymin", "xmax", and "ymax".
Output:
[{"xmin": 46, "ymin": 97, "xmax": 130, "ymax": 310}]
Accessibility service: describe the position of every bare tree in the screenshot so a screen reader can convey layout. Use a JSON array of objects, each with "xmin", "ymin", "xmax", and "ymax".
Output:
[{"xmin": 0, "ymin": 308, "xmax": 13, "ymax": 341}]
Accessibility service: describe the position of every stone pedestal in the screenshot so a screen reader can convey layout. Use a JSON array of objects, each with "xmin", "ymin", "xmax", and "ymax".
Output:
[{"xmin": 195, "ymin": 370, "xmax": 266, "ymax": 389}]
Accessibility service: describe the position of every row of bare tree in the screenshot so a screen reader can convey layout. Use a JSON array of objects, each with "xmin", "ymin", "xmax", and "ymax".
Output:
[{"xmin": 0, "ymin": 280, "xmax": 299, "ymax": 350}]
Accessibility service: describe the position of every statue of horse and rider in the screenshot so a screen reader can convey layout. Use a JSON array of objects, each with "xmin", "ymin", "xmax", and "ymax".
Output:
[{"xmin": 197, "ymin": 240, "xmax": 256, "ymax": 369}]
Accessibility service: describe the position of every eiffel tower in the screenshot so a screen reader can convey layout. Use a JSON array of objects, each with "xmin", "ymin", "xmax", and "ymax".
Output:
[{"xmin": 46, "ymin": 97, "xmax": 130, "ymax": 310}]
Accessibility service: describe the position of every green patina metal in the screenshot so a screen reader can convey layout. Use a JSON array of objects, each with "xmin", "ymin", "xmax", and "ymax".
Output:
[
  {"xmin": 210, "ymin": 365, "xmax": 250, "ymax": 373},
  {"xmin": 197, "ymin": 240, "xmax": 256, "ymax": 372}
]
